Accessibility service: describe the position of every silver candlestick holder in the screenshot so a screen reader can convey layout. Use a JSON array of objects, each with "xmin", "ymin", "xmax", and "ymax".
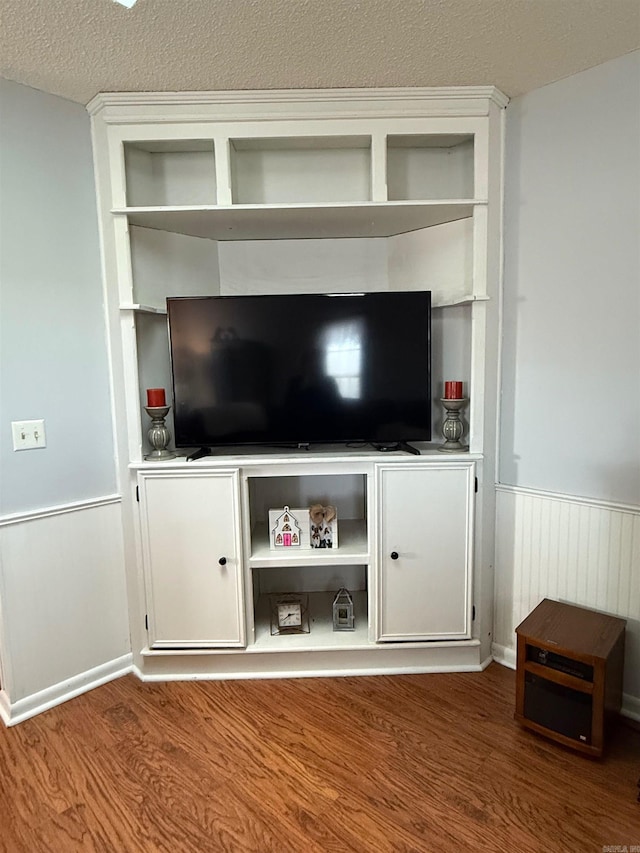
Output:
[
  {"xmin": 438, "ymin": 397, "xmax": 469, "ymax": 453},
  {"xmin": 144, "ymin": 405, "xmax": 176, "ymax": 461}
]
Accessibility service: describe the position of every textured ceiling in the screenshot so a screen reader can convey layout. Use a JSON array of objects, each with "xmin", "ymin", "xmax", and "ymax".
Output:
[{"xmin": 1, "ymin": 0, "xmax": 638, "ymax": 105}]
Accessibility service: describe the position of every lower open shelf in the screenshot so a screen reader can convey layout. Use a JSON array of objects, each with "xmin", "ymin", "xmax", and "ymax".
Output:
[{"xmin": 250, "ymin": 589, "xmax": 370, "ymax": 651}]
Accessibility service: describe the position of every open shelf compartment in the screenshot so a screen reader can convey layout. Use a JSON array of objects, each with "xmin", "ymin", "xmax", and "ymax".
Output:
[
  {"xmin": 250, "ymin": 575, "xmax": 369, "ymax": 651},
  {"xmin": 230, "ymin": 135, "xmax": 372, "ymax": 205},
  {"xmin": 387, "ymin": 134, "xmax": 474, "ymax": 201},
  {"xmin": 124, "ymin": 139, "xmax": 217, "ymax": 207},
  {"xmin": 246, "ymin": 472, "xmax": 368, "ymax": 561}
]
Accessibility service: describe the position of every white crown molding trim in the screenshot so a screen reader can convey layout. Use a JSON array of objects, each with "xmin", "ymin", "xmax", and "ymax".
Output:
[
  {"xmin": 0, "ymin": 494, "xmax": 121, "ymax": 527},
  {"xmin": 2, "ymin": 654, "xmax": 133, "ymax": 727},
  {"xmin": 495, "ymin": 483, "xmax": 640, "ymax": 516},
  {"xmin": 97, "ymin": 108, "xmax": 495, "ymax": 126},
  {"xmin": 87, "ymin": 86, "xmax": 509, "ymax": 116}
]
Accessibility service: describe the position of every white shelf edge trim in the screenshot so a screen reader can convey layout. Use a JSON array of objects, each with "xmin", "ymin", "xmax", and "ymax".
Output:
[
  {"xmin": 432, "ymin": 294, "xmax": 490, "ymax": 307},
  {"xmin": 121, "ymin": 297, "xmax": 487, "ymax": 313},
  {"xmin": 128, "ymin": 452, "xmax": 484, "ymax": 471},
  {"xmin": 120, "ymin": 303, "xmax": 167, "ymax": 314},
  {"xmin": 115, "ymin": 200, "xmax": 487, "ymax": 213},
  {"xmin": 139, "ymin": 638, "xmax": 482, "ymax": 656},
  {"xmin": 133, "ymin": 662, "xmax": 486, "ymax": 681},
  {"xmin": 117, "ymin": 201, "xmax": 484, "ymax": 243}
]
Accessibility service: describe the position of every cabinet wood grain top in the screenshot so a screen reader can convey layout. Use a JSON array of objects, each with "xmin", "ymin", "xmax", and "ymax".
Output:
[{"xmin": 516, "ymin": 597, "xmax": 626, "ymax": 661}]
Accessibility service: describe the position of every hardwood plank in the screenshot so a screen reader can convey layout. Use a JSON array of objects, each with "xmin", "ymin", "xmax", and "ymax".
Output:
[{"xmin": 1, "ymin": 664, "xmax": 638, "ymax": 853}]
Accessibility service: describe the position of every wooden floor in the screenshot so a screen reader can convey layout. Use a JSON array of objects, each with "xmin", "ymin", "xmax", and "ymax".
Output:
[{"xmin": 1, "ymin": 664, "xmax": 638, "ymax": 852}]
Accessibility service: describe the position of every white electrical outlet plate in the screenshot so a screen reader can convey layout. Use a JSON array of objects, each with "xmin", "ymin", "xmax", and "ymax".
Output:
[{"xmin": 11, "ymin": 419, "xmax": 46, "ymax": 451}]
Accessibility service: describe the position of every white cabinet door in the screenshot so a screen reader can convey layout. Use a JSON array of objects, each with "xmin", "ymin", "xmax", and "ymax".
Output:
[
  {"xmin": 375, "ymin": 463, "xmax": 474, "ymax": 641},
  {"xmin": 138, "ymin": 470, "xmax": 245, "ymax": 648}
]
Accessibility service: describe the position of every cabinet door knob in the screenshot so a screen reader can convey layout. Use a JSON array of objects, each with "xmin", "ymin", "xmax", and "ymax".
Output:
[
  {"xmin": 218, "ymin": 556, "xmax": 227, "ymax": 566},
  {"xmin": 390, "ymin": 551, "xmax": 399, "ymax": 560}
]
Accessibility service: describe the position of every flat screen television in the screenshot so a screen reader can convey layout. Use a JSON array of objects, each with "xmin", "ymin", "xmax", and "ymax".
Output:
[{"xmin": 166, "ymin": 291, "xmax": 431, "ymax": 454}]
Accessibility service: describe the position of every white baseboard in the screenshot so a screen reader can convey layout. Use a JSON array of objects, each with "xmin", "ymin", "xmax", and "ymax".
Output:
[
  {"xmin": 4, "ymin": 648, "xmax": 638, "ymax": 726},
  {"xmin": 621, "ymin": 693, "xmax": 640, "ymax": 723},
  {"xmin": 0, "ymin": 689, "xmax": 11, "ymax": 727},
  {"xmin": 491, "ymin": 642, "xmax": 516, "ymax": 669},
  {"xmin": 2, "ymin": 654, "xmax": 133, "ymax": 727}
]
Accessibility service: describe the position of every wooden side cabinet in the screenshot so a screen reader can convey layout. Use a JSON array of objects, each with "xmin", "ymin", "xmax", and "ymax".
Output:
[{"xmin": 515, "ymin": 598, "xmax": 625, "ymax": 757}]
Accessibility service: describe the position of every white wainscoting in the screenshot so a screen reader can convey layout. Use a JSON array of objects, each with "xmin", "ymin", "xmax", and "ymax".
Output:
[
  {"xmin": 0, "ymin": 496, "xmax": 131, "ymax": 722},
  {"xmin": 493, "ymin": 485, "xmax": 640, "ymax": 718}
]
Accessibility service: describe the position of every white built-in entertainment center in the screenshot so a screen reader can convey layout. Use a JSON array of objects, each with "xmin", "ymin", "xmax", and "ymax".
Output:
[{"xmin": 88, "ymin": 87, "xmax": 506, "ymax": 680}]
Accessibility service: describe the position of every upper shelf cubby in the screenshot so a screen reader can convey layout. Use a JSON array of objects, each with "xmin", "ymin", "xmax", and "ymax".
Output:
[
  {"xmin": 121, "ymin": 132, "xmax": 478, "ymax": 211},
  {"xmin": 115, "ymin": 127, "xmax": 482, "ymax": 241},
  {"xmin": 387, "ymin": 134, "xmax": 474, "ymax": 200},
  {"xmin": 124, "ymin": 140, "xmax": 216, "ymax": 207},
  {"xmin": 230, "ymin": 136, "xmax": 372, "ymax": 204}
]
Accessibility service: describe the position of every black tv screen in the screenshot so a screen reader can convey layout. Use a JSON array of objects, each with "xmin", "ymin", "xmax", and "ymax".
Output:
[{"xmin": 167, "ymin": 291, "xmax": 431, "ymax": 449}]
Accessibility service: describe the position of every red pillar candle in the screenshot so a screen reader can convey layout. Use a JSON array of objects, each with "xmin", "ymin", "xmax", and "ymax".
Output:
[
  {"xmin": 146, "ymin": 388, "xmax": 166, "ymax": 407},
  {"xmin": 444, "ymin": 381, "xmax": 463, "ymax": 400}
]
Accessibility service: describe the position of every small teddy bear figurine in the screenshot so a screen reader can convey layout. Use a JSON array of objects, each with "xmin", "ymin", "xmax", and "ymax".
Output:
[{"xmin": 309, "ymin": 504, "xmax": 337, "ymax": 549}]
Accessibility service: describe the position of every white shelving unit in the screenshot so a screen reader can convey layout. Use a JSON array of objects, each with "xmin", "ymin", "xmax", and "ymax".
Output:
[{"xmin": 89, "ymin": 87, "xmax": 506, "ymax": 682}]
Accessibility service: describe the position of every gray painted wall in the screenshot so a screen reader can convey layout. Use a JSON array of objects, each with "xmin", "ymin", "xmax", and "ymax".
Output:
[
  {"xmin": 0, "ymin": 79, "xmax": 117, "ymax": 514},
  {"xmin": 500, "ymin": 51, "xmax": 640, "ymax": 505}
]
